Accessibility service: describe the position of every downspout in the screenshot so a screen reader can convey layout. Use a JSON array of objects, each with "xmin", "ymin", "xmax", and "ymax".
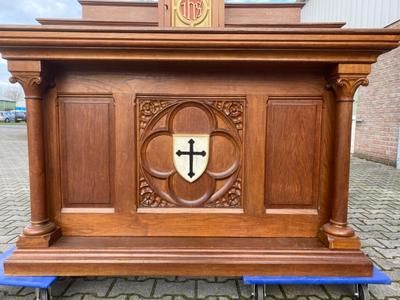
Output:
[{"xmin": 397, "ymin": 127, "xmax": 400, "ymax": 169}]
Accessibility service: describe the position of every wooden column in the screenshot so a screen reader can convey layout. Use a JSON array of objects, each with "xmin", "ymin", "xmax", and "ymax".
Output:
[
  {"xmin": 8, "ymin": 61, "xmax": 60, "ymax": 248},
  {"xmin": 320, "ymin": 64, "xmax": 370, "ymax": 249}
]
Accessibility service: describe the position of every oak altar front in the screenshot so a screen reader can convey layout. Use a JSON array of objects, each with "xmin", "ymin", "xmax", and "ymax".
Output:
[{"xmin": 0, "ymin": 0, "xmax": 399, "ymax": 277}]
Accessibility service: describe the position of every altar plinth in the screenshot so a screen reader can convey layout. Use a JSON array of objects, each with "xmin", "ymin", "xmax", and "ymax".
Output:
[{"xmin": 0, "ymin": 0, "xmax": 399, "ymax": 277}]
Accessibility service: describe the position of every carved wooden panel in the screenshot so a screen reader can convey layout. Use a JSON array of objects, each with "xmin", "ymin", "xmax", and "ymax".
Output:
[
  {"xmin": 59, "ymin": 95, "xmax": 114, "ymax": 207},
  {"xmin": 137, "ymin": 96, "xmax": 245, "ymax": 208},
  {"xmin": 265, "ymin": 96, "xmax": 323, "ymax": 209}
]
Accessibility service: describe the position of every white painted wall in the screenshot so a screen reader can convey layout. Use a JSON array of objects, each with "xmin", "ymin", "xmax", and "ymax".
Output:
[{"xmin": 301, "ymin": 0, "xmax": 400, "ymax": 28}]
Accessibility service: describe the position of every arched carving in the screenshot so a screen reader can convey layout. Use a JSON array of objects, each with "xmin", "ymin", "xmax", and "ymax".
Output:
[
  {"xmin": 137, "ymin": 96, "xmax": 245, "ymax": 208},
  {"xmin": 205, "ymin": 178, "xmax": 241, "ymax": 208}
]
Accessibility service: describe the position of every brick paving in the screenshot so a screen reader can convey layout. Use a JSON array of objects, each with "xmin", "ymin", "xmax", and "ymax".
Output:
[{"xmin": 0, "ymin": 125, "xmax": 399, "ymax": 300}]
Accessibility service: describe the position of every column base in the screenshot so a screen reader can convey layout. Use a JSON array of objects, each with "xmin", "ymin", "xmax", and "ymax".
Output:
[
  {"xmin": 17, "ymin": 226, "xmax": 62, "ymax": 248},
  {"xmin": 23, "ymin": 221, "xmax": 58, "ymax": 236},
  {"xmin": 319, "ymin": 223, "xmax": 360, "ymax": 250},
  {"xmin": 322, "ymin": 221, "xmax": 355, "ymax": 237}
]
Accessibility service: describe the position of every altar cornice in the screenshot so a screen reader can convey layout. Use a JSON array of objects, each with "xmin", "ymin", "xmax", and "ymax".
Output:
[
  {"xmin": 36, "ymin": 19, "xmax": 345, "ymax": 29},
  {"xmin": 0, "ymin": 26, "xmax": 399, "ymax": 63},
  {"xmin": 78, "ymin": 1, "xmax": 305, "ymax": 8}
]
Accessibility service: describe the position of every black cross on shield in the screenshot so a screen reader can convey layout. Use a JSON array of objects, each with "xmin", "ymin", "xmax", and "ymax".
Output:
[{"xmin": 173, "ymin": 134, "xmax": 209, "ymax": 183}]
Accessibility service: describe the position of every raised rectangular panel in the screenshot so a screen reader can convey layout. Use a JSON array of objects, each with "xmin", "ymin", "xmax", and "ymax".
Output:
[
  {"xmin": 81, "ymin": 1, "xmax": 158, "ymax": 23},
  {"xmin": 59, "ymin": 95, "xmax": 114, "ymax": 207},
  {"xmin": 265, "ymin": 96, "xmax": 323, "ymax": 209},
  {"xmin": 225, "ymin": 5, "xmax": 302, "ymax": 26}
]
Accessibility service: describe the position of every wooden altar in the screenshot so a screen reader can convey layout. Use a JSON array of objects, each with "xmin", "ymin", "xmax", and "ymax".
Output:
[{"xmin": 0, "ymin": 0, "xmax": 399, "ymax": 277}]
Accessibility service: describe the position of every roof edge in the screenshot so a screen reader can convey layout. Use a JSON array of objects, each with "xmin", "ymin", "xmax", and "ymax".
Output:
[
  {"xmin": 225, "ymin": 3, "xmax": 305, "ymax": 8},
  {"xmin": 78, "ymin": 0, "xmax": 158, "ymax": 7}
]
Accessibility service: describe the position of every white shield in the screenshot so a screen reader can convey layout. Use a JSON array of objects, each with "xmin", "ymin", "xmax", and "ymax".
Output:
[{"xmin": 173, "ymin": 134, "xmax": 209, "ymax": 183}]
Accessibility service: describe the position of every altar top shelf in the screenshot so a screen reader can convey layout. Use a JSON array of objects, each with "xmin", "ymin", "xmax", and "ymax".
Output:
[
  {"xmin": 0, "ymin": 0, "xmax": 399, "ymax": 64},
  {"xmin": 35, "ymin": 19, "xmax": 347, "ymax": 29},
  {"xmin": 0, "ymin": 25, "xmax": 398, "ymax": 45},
  {"xmin": 1, "ymin": 25, "xmax": 400, "ymax": 34},
  {"xmin": 0, "ymin": 25, "xmax": 399, "ymax": 64}
]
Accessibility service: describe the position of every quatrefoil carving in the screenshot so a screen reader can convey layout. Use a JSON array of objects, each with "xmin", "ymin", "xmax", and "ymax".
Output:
[{"xmin": 137, "ymin": 97, "xmax": 244, "ymax": 208}]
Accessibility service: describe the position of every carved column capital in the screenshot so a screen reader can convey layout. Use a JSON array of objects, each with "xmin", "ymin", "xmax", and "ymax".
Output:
[
  {"xmin": 9, "ymin": 72, "xmax": 46, "ymax": 99},
  {"xmin": 327, "ymin": 75, "xmax": 369, "ymax": 102}
]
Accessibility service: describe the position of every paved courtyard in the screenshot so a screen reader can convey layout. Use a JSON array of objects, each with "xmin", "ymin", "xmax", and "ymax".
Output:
[{"xmin": 0, "ymin": 125, "xmax": 399, "ymax": 300}]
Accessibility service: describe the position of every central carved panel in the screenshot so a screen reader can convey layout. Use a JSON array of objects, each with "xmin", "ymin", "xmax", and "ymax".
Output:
[{"xmin": 136, "ymin": 96, "xmax": 245, "ymax": 208}]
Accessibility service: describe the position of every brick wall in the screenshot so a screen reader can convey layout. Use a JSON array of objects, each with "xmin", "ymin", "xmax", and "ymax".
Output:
[{"xmin": 354, "ymin": 20, "xmax": 400, "ymax": 167}]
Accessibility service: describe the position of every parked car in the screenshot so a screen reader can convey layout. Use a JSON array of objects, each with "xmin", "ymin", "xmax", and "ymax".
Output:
[
  {"xmin": 13, "ymin": 110, "xmax": 26, "ymax": 122},
  {"xmin": 0, "ymin": 111, "xmax": 16, "ymax": 123}
]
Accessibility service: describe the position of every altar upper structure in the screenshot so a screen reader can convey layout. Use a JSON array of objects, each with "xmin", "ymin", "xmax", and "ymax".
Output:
[
  {"xmin": 0, "ymin": 0, "xmax": 399, "ymax": 277},
  {"xmin": 37, "ymin": 0, "xmax": 346, "ymax": 28}
]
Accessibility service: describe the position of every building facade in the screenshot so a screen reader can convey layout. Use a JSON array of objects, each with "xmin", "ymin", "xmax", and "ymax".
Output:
[
  {"xmin": 302, "ymin": 0, "xmax": 400, "ymax": 167},
  {"xmin": 0, "ymin": 98, "xmax": 16, "ymax": 111},
  {"xmin": 354, "ymin": 20, "xmax": 400, "ymax": 166},
  {"xmin": 301, "ymin": 0, "xmax": 400, "ymax": 28}
]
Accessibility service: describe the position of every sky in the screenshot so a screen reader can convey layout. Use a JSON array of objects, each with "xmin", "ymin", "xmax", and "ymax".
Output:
[{"xmin": 0, "ymin": 0, "xmax": 295, "ymax": 88}]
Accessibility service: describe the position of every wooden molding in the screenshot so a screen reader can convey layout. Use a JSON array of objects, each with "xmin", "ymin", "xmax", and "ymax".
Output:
[
  {"xmin": 61, "ymin": 208, "xmax": 116, "ymax": 214},
  {"xmin": 266, "ymin": 209, "xmax": 319, "ymax": 215},
  {"xmin": 0, "ymin": 29, "xmax": 398, "ymax": 64},
  {"xmin": 6, "ymin": 236, "xmax": 372, "ymax": 276},
  {"xmin": 137, "ymin": 207, "xmax": 244, "ymax": 214},
  {"xmin": 225, "ymin": 22, "xmax": 346, "ymax": 29}
]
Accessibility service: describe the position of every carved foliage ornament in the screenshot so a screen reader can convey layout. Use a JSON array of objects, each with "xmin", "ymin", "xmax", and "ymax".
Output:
[
  {"xmin": 328, "ymin": 75, "xmax": 369, "ymax": 101},
  {"xmin": 210, "ymin": 101, "xmax": 244, "ymax": 131},
  {"xmin": 139, "ymin": 100, "xmax": 173, "ymax": 134},
  {"xmin": 137, "ymin": 97, "xmax": 244, "ymax": 208}
]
